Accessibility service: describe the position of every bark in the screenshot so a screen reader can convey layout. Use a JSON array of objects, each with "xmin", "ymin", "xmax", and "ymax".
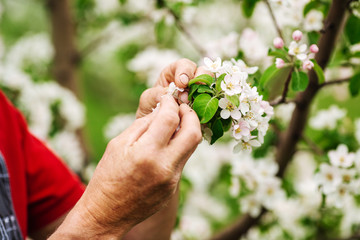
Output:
[
  {"xmin": 46, "ymin": 0, "xmax": 80, "ymax": 95},
  {"xmin": 211, "ymin": 1, "xmax": 349, "ymax": 239}
]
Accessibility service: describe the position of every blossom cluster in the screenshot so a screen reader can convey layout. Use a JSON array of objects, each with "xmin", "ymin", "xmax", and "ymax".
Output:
[
  {"xmin": 230, "ymin": 154, "xmax": 285, "ymax": 217},
  {"xmin": 202, "ymin": 57, "xmax": 273, "ymax": 152},
  {"xmin": 273, "ymin": 30, "xmax": 319, "ymax": 71},
  {"xmin": 315, "ymin": 144, "xmax": 360, "ymax": 208}
]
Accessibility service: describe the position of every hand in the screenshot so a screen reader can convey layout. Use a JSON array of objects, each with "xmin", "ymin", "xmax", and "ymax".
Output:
[
  {"xmin": 136, "ymin": 58, "xmax": 211, "ymax": 118},
  {"xmin": 50, "ymin": 95, "xmax": 202, "ymax": 239}
]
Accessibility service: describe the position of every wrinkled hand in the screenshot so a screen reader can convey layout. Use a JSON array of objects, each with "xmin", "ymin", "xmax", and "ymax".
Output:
[
  {"xmin": 51, "ymin": 95, "xmax": 202, "ymax": 239},
  {"xmin": 136, "ymin": 58, "xmax": 210, "ymax": 118}
]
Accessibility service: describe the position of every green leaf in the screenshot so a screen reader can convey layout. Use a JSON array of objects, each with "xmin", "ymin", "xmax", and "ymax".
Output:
[
  {"xmin": 192, "ymin": 94, "xmax": 219, "ymax": 124},
  {"xmin": 188, "ymin": 74, "xmax": 214, "ymax": 86},
  {"xmin": 221, "ymin": 118, "xmax": 232, "ymax": 132},
  {"xmin": 197, "ymin": 85, "xmax": 215, "ymax": 95},
  {"xmin": 242, "ymin": 0, "xmax": 260, "ymax": 18},
  {"xmin": 188, "ymin": 84, "xmax": 200, "ymax": 101},
  {"xmin": 307, "ymin": 32, "xmax": 320, "ymax": 45},
  {"xmin": 268, "ymin": 48, "xmax": 288, "ymax": 60},
  {"xmin": 260, "ymin": 64, "xmax": 292, "ymax": 87},
  {"xmin": 345, "ymin": 15, "xmax": 360, "ymax": 45},
  {"xmin": 311, "ymin": 59, "xmax": 325, "ymax": 84},
  {"xmin": 349, "ymin": 72, "xmax": 360, "ymax": 97},
  {"xmin": 291, "ymin": 70, "xmax": 309, "ymax": 92},
  {"xmin": 210, "ymin": 119, "xmax": 224, "ymax": 145},
  {"xmin": 227, "ymin": 95, "xmax": 240, "ymax": 108},
  {"xmin": 216, "ymin": 73, "xmax": 226, "ymax": 92}
]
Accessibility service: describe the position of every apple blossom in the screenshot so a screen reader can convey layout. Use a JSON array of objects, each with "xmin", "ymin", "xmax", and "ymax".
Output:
[
  {"xmin": 288, "ymin": 41, "xmax": 308, "ymax": 61},
  {"xmin": 233, "ymin": 120, "xmax": 251, "ymax": 139},
  {"xmin": 292, "ymin": 30, "xmax": 303, "ymax": 41},
  {"xmin": 218, "ymin": 97, "xmax": 242, "ymax": 120},
  {"xmin": 221, "ymin": 74, "xmax": 242, "ymax": 96},
  {"xmin": 302, "ymin": 59, "xmax": 314, "ymax": 70},
  {"xmin": 275, "ymin": 58, "xmax": 285, "ymax": 68},
  {"xmin": 328, "ymin": 144, "xmax": 355, "ymax": 168},
  {"xmin": 309, "ymin": 44, "xmax": 319, "ymax": 54},
  {"xmin": 304, "ymin": 10, "xmax": 324, "ymax": 32},
  {"xmin": 315, "ymin": 163, "xmax": 342, "ymax": 195},
  {"xmin": 204, "ymin": 57, "xmax": 222, "ymax": 73},
  {"xmin": 273, "ymin": 37, "xmax": 284, "ymax": 49}
]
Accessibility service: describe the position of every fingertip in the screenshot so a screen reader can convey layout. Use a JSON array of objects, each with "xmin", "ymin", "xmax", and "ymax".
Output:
[{"xmin": 178, "ymin": 74, "xmax": 189, "ymax": 88}]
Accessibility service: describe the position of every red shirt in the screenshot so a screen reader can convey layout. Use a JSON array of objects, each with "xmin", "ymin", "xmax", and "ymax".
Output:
[{"xmin": 0, "ymin": 91, "xmax": 85, "ymax": 238}]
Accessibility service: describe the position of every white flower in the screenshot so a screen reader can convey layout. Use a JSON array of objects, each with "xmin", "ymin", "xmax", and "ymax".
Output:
[
  {"xmin": 328, "ymin": 144, "xmax": 355, "ymax": 168},
  {"xmin": 355, "ymin": 119, "xmax": 360, "ymax": 145},
  {"xmin": 304, "ymin": 10, "xmax": 324, "ymax": 32},
  {"xmin": 167, "ymin": 82, "xmax": 184, "ymax": 96},
  {"xmin": 326, "ymin": 184, "xmax": 349, "ymax": 208},
  {"xmin": 256, "ymin": 178, "xmax": 285, "ymax": 210},
  {"xmin": 231, "ymin": 59, "xmax": 258, "ymax": 74},
  {"xmin": 260, "ymin": 100, "xmax": 274, "ymax": 117},
  {"xmin": 315, "ymin": 163, "xmax": 342, "ymax": 194},
  {"xmin": 339, "ymin": 168, "xmax": 356, "ymax": 184},
  {"xmin": 218, "ymin": 98, "xmax": 241, "ymax": 120},
  {"xmin": 104, "ymin": 113, "xmax": 136, "ymax": 140},
  {"xmin": 201, "ymin": 126, "xmax": 213, "ymax": 143},
  {"xmin": 310, "ymin": 105, "xmax": 346, "ymax": 130},
  {"xmin": 204, "ymin": 57, "xmax": 222, "ymax": 73},
  {"xmin": 233, "ymin": 120, "xmax": 251, "ymax": 139},
  {"xmin": 240, "ymin": 194, "xmax": 262, "ymax": 217},
  {"xmin": 221, "ymin": 74, "xmax": 242, "ymax": 96},
  {"xmin": 302, "ymin": 59, "xmax": 314, "ymax": 70},
  {"xmin": 275, "ymin": 102, "xmax": 295, "ymax": 124},
  {"xmin": 229, "ymin": 177, "xmax": 240, "ymax": 196},
  {"xmin": 94, "ymin": 0, "xmax": 120, "ymax": 15},
  {"xmin": 288, "ymin": 41, "xmax": 308, "ymax": 61},
  {"xmin": 233, "ymin": 137, "xmax": 261, "ymax": 153}
]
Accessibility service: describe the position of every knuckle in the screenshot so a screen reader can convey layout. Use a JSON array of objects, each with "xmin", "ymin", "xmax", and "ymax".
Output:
[
  {"xmin": 162, "ymin": 112, "xmax": 180, "ymax": 126},
  {"xmin": 178, "ymin": 58, "xmax": 196, "ymax": 68},
  {"xmin": 189, "ymin": 127, "xmax": 202, "ymax": 144}
]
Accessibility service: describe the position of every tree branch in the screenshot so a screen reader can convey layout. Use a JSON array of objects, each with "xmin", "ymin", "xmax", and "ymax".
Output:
[
  {"xmin": 211, "ymin": 1, "xmax": 348, "ymax": 239},
  {"xmin": 270, "ymin": 67, "xmax": 294, "ymax": 106},
  {"xmin": 264, "ymin": 0, "xmax": 284, "ymax": 40},
  {"xmin": 319, "ymin": 77, "xmax": 350, "ymax": 88}
]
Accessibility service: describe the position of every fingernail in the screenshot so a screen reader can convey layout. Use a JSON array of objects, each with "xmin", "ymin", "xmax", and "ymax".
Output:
[
  {"xmin": 179, "ymin": 74, "xmax": 189, "ymax": 86},
  {"xmin": 180, "ymin": 92, "xmax": 189, "ymax": 104}
]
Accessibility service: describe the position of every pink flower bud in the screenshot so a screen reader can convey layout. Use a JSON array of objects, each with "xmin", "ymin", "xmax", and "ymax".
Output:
[
  {"xmin": 310, "ymin": 44, "xmax": 319, "ymax": 53},
  {"xmin": 292, "ymin": 30, "xmax": 303, "ymax": 41},
  {"xmin": 275, "ymin": 58, "xmax": 285, "ymax": 69},
  {"xmin": 302, "ymin": 60, "xmax": 314, "ymax": 70},
  {"xmin": 273, "ymin": 37, "xmax": 284, "ymax": 49}
]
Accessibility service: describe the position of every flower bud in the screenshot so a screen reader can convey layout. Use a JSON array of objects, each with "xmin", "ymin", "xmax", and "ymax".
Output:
[
  {"xmin": 273, "ymin": 37, "xmax": 284, "ymax": 49},
  {"xmin": 275, "ymin": 58, "xmax": 285, "ymax": 68},
  {"xmin": 302, "ymin": 60, "xmax": 314, "ymax": 70},
  {"xmin": 310, "ymin": 44, "xmax": 319, "ymax": 54},
  {"xmin": 292, "ymin": 30, "xmax": 303, "ymax": 41}
]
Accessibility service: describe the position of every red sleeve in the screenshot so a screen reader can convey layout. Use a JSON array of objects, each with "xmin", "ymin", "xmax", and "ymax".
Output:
[
  {"xmin": 24, "ymin": 132, "xmax": 85, "ymax": 231},
  {"xmin": 0, "ymin": 91, "xmax": 85, "ymax": 233}
]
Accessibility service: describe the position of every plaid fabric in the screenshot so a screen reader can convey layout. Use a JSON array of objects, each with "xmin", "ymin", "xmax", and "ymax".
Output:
[{"xmin": 0, "ymin": 153, "xmax": 23, "ymax": 240}]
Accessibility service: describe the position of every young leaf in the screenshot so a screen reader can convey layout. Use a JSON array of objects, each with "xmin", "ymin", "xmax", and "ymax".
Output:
[
  {"xmin": 345, "ymin": 15, "xmax": 360, "ymax": 45},
  {"xmin": 291, "ymin": 70, "xmax": 309, "ymax": 92},
  {"xmin": 216, "ymin": 73, "xmax": 226, "ymax": 92},
  {"xmin": 311, "ymin": 59, "xmax": 325, "ymax": 84},
  {"xmin": 188, "ymin": 84, "xmax": 200, "ymax": 101},
  {"xmin": 349, "ymin": 72, "xmax": 360, "ymax": 97},
  {"xmin": 268, "ymin": 49, "xmax": 288, "ymax": 60},
  {"xmin": 242, "ymin": 0, "xmax": 260, "ymax": 18},
  {"xmin": 260, "ymin": 64, "xmax": 291, "ymax": 87},
  {"xmin": 221, "ymin": 118, "xmax": 232, "ymax": 132},
  {"xmin": 227, "ymin": 95, "xmax": 240, "ymax": 108},
  {"xmin": 197, "ymin": 85, "xmax": 215, "ymax": 95},
  {"xmin": 192, "ymin": 94, "xmax": 219, "ymax": 124},
  {"xmin": 211, "ymin": 119, "xmax": 224, "ymax": 145},
  {"xmin": 188, "ymin": 74, "xmax": 214, "ymax": 86}
]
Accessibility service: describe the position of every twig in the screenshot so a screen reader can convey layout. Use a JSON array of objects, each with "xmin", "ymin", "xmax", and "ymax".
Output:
[
  {"xmin": 302, "ymin": 135, "xmax": 324, "ymax": 155},
  {"xmin": 319, "ymin": 78, "xmax": 350, "ymax": 88},
  {"xmin": 211, "ymin": 1, "xmax": 348, "ymax": 239},
  {"xmin": 164, "ymin": 5, "xmax": 207, "ymax": 56},
  {"xmin": 264, "ymin": 0, "xmax": 284, "ymax": 40},
  {"xmin": 270, "ymin": 67, "xmax": 294, "ymax": 106}
]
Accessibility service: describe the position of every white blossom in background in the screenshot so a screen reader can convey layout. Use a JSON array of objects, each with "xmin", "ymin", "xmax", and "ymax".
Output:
[
  {"xmin": 5, "ymin": 34, "xmax": 54, "ymax": 69},
  {"xmin": 124, "ymin": 0, "xmax": 156, "ymax": 14},
  {"xmin": 239, "ymin": 28, "xmax": 269, "ymax": 66},
  {"xmin": 49, "ymin": 131, "xmax": 85, "ymax": 172},
  {"xmin": 205, "ymin": 32, "xmax": 239, "ymax": 60},
  {"xmin": 128, "ymin": 47, "xmax": 180, "ymax": 87},
  {"xmin": 274, "ymin": 102, "xmax": 295, "ymax": 124},
  {"xmin": 271, "ymin": 0, "xmax": 309, "ymax": 28},
  {"xmin": 304, "ymin": 10, "xmax": 324, "ymax": 32},
  {"xmin": 310, "ymin": 105, "xmax": 347, "ymax": 130},
  {"xmin": 94, "ymin": 0, "xmax": 120, "ymax": 15},
  {"xmin": 104, "ymin": 113, "xmax": 136, "ymax": 140}
]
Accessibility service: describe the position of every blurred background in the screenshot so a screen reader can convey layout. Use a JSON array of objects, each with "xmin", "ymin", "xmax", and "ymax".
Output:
[{"xmin": 1, "ymin": 0, "xmax": 360, "ymax": 239}]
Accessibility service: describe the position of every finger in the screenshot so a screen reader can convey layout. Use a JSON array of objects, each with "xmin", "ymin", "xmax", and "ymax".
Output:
[
  {"xmin": 168, "ymin": 104, "xmax": 202, "ymax": 169},
  {"xmin": 194, "ymin": 66, "xmax": 213, "ymax": 78},
  {"xmin": 178, "ymin": 92, "xmax": 189, "ymax": 104},
  {"xmin": 114, "ymin": 111, "xmax": 156, "ymax": 146},
  {"xmin": 156, "ymin": 59, "xmax": 197, "ymax": 88},
  {"xmin": 136, "ymin": 86, "xmax": 167, "ymax": 118},
  {"xmin": 139, "ymin": 95, "xmax": 180, "ymax": 146}
]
